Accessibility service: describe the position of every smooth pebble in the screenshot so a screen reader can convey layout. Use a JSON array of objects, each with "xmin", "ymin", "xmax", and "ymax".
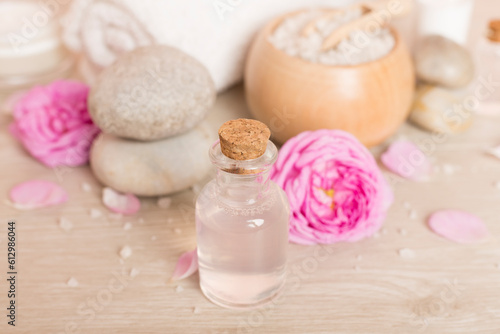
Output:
[
  {"xmin": 410, "ymin": 85, "xmax": 474, "ymax": 134},
  {"xmin": 415, "ymin": 35, "xmax": 474, "ymax": 88},
  {"xmin": 90, "ymin": 122, "xmax": 214, "ymax": 196},
  {"xmin": 89, "ymin": 46, "xmax": 216, "ymax": 141}
]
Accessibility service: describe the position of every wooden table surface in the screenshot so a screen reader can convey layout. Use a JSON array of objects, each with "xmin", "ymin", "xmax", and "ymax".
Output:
[{"xmin": 2, "ymin": 2, "xmax": 500, "ymax": 333}]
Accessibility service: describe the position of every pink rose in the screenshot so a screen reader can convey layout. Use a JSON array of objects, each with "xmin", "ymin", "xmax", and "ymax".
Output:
[
  {"xmin": 9, "ymin": 80, "xmax": 100, "ymax": 167},
  {"xmin": 271, "ymin": 130, "xmax": 393, "ymax": 245}
]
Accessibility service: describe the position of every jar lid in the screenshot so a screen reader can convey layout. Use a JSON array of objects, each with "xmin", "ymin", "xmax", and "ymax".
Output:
[
  {"xmin": 0, "ymin": 1, "xmax": 63, "ymax": 61},
  {"xmin": 488, "ymin": 20, "xmax": 500, "ymax": 42}
]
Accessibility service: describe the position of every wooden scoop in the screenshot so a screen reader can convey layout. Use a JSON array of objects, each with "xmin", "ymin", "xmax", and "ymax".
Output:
[
  {"xmin": 301, "ymin": 9, "xmax": 346, "ymax": 37},
  {"xmin": 300, "ymin": 0, "xmax": 412, "ymax": 50},
  {"xmin": 301, "ymin": 3, "xmax": 366, "ymax": 37},
  {"xmin": 322, "ymin": 0, "xmax": 412, "ymax": 50}
]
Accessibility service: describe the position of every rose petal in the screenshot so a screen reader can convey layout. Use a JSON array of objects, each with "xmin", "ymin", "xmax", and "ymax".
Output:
[
  {"xmin": 9, "ymin": 180, "xmax": 68, "ymax": 209},
  {"xmin": 102, "ymin": 187, "xmax": 140, "ymax": 215},
  {"xmin": 171, "ymin": 249, "xmax": 198, "ymax": 281},
  {"xmin": 381, "ymin": 140, "xmax": 431, "ymax": 181},
  {"xmin": 428, "ymin": 210, "xmax": 488, "ymax": 243}
]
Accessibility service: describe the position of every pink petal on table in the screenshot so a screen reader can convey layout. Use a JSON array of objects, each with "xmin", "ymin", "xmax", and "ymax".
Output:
[
  {"xmin": 9, "ymin": 180, "xmax": 68, "ymax": 209},
  {"xmin": 381, "ymin": 140, "xmax": 432, "ymax": 181},
  {"xmin": 171, "ymin": 249, "xmax": 198, "ymax": 281},
  {"xmin": 102, "ymin": 187, "xmax": 140, "ymax": 215},
  {"xmin": 428, "ymin": 210, "xmax": 489, "ymax": 243}
]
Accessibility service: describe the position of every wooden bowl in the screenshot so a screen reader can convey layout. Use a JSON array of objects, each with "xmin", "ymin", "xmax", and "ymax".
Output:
[{"xmin": 244, "ymin": 10, "xmax": 415, "ymax": 147}]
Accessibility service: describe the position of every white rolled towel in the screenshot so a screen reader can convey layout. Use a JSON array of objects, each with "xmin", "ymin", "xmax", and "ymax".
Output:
[{"xmin": 62, "ymin": 0, "xmax": 356, "ymax": 91}]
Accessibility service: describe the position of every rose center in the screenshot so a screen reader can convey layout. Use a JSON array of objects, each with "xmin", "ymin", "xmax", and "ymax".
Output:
[{"xmin": 322, "ymin": 188, "xmax": 335, "ymax": 210}]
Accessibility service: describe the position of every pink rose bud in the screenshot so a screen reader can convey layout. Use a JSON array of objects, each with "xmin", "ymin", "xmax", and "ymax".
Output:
[{"xmin": 9, "ymin": 80, "xmax": 100, "ymax": 168}]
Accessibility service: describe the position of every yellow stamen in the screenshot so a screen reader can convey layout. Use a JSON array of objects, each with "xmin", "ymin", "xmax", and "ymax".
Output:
[
  {"xmin": 321, "ymin": 188, "xmax": 335, "ymax": 210},
  {"xmin": 324, "ymin": 189, "xmax": 334, "ymax": 198}
]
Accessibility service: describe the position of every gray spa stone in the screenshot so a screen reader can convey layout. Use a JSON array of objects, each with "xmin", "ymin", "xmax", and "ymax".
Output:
[
  {"xmin": 89, "ymin": 45, "xmax": 216, "ymax": 141},
  {"xmin": 409, "ymin": 84, "xmax": 473, "ymax": 134},
  {"xmin": 90, "ymin": 121, "xmax": 214, "ymax": 196},
  {"xmin": 415, "ymin": 35, "xmax": 474, "ymax": 89}
]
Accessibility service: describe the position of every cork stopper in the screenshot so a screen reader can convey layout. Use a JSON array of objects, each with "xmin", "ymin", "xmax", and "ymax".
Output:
[
  {"xmin": 488, "ymin": 20, "xmax": 500, "ymax": 42},
  {"xmin": 218, "ymin": 119, "xmax": 271, "ymax": 160}
]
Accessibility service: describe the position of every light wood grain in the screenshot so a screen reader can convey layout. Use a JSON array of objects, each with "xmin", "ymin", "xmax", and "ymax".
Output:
[
  {"xmin": 1, "ymin": 2, "xmax": 500, "ymax": 333},
  {"xmin": 1, "ymin": 84, "xmax": 500, "ymax": 334}
]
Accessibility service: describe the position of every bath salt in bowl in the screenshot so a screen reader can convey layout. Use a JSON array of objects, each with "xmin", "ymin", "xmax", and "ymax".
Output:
[
  {"xmin": 269, "ymin": 9, "xmax": 396, "ymax": 66},
  {"xmin": 245, "ymin": 8, "xmax": 415, "ymax": 146}
]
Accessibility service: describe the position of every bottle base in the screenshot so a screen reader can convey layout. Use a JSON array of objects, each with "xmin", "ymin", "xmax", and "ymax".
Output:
[{"xmin": 200, "ymin": 280, "xmax": 285, "ymax": 310}]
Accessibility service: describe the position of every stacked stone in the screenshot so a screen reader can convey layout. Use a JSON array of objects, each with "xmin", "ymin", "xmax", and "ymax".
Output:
[
  {"xmin": 410, "ymin": 35, "xmax": 475, "ymax": 134},
  {"xmin": 88, "ymin": 46, "xmax": 216, "ymax": 196}
]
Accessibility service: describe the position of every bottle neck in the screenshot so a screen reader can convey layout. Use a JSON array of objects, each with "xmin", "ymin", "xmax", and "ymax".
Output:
[
  {"xmin": 209, "ymin": 139, "xmax": 278, "ymax": 205},
  {"xmin": 215, "ymin": 168, "xmax": 271, "ymax": 205}
]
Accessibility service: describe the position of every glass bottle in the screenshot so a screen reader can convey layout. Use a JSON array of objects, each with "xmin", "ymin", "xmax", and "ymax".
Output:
[
  {"xmin": 477, "ymin": 20, "xmax": 500, "ymax": 115},
  {"xmin": 195, "ymin": 119, "xmax": 290, "ymax": 309}
]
